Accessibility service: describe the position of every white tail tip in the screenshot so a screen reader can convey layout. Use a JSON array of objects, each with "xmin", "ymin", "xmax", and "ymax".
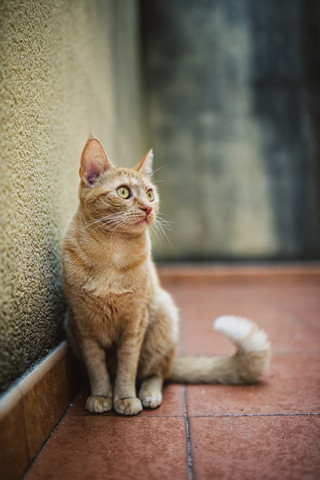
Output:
[
  {"xmin": 214, "ymin": 315, "xmax": 270, "ymax": 351},
  {"xmin": 214, "ymin": 315, "xmax": 253, "ymax": 340}
]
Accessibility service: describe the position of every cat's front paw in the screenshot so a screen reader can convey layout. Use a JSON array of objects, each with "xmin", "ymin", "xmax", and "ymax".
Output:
[
  {"xmin": 86, "ymin": 396, "xmax": 112, "ymax": 413},
  {"xmin": 114, "ymin": 397, "xmax": 142, "ymax": 416}
]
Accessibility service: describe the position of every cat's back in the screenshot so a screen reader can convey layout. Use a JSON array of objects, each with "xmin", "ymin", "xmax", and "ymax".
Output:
[{"xmin": 62, "ymin": 210, "xmax": 92, "ymax": 287}]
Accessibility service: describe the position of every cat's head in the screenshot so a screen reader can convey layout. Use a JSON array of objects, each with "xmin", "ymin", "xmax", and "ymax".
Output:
[{"xmin": 78, "ymin": 138, "xmax": 159, "ymax": 235}]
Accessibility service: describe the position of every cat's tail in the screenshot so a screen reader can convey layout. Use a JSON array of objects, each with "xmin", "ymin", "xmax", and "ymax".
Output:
[{"xmin": 169, "ymin": 316, "xmax": 270, "ymax": 384}]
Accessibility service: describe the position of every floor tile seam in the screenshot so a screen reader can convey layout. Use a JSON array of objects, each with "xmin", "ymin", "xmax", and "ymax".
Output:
[
  {"xmin": 56, "ymin": 412, "xmax": 320, "ymax": 419},
  {"xmin": 65, "ymin": 413, "xmax": 186, "ymax": 419},
  {"xmin": 188, "ymin": 412, "xmax": 320, "ymax": 418},
  {"xmin": 24, "ymin": 402, "xmax": 73, "ymax": 476},
  {"xmin": 179, "ymin": 304, "xmax": 194, "ymax": 479},
  {"xmin": 183, "ymin": 386, "xmax": 194, "ymax": 480}
]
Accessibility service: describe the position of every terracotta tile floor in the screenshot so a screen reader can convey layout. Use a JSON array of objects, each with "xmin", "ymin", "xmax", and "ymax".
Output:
[{"xmin": 25, "ymin": 266, "xmax": 320, "ymax": 480}]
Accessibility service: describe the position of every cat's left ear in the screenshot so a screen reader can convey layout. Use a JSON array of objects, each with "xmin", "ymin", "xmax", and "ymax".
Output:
[
  {"xmin": 134, "ymin": 148, "xmax": 153, "ymax": 177},
  {"xmin": 79, "ymin": 137, "xmax": 115, "ymax": 186}
]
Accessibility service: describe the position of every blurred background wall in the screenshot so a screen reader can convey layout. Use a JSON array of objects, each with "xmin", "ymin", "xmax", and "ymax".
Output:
[
  {"xmin": 0, "ymin": 0, "xmax": 319, "ymax": 393},
  {"xmin": 0, "ymin": 0, "xmax": 145, "ymax": 393},
  {"xmin": 141, "ymin": 0, "xmax": 320, "ymax": 261}
]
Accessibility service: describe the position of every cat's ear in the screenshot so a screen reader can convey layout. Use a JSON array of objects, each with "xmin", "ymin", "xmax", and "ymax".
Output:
[
  {"xmin": 134, "ymin": 148, "xmax": 153, "ymax": 177},
  {"xmin": 79, "ymin": 138, "xmax": 114, "ymax": 186}
]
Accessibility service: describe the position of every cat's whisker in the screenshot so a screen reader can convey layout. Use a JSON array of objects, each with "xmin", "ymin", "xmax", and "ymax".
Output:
[
  {"xmin": 80, "ymin": 213, "xmax": 122, "ymax": 232},
  {"xmin": 155, "ymin": 215, "xmax": 175, "ymax": 232},
  {"xmin": 151, "ymin": 222, "xmax": 165, "ymax": 243},
  {"xmin": 152, "ymin": 217, "xmax": 173, "ymax": 245},
  {"xmin": 100, "ymin": 216, "xmax": 124, "ymax": 228},
  {"xmin": 94, "ymin": 213, "xmax": 125, "ymax": 227},
  {"xmin": 75, "ymin": 213, "xmax": 128, "ymax": 236},
  {"xmin": 155, "ymin": 225, "xmax": 172, "ymax": 245},
  {"xmin": 156, "ymin": 216, "xmax": 174, "ymax": 228},
  {"xmin": 151, "ymin": 179, "xmax": 167, "ymax": 184},
  {"xmin": 156, "ymin": 211, "xmax": 173, "ymax": 220},
  {"xmin": 108, "ymin": 216, "xmax": 131, "ymax": 236},
  {"xmin": 151, "ymin": 165, "xmax": 166, "ymax": 177}
]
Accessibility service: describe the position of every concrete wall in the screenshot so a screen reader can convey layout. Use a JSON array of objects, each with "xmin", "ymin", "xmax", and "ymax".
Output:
[
  {"xmin": 0, "ymin": 0, "xmax": 145, "ymax": 393},
  {"xmin": 141, "ymin": 0, "xmax": 320, "ymax": 261}
]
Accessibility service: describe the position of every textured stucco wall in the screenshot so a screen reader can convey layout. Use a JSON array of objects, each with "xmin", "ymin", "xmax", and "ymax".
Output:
[
  {"xmin": 141, "ymin": 0, "xmax": 320, "ymax": 261},
  {"xmin": 0, "ymin": 0, "xmax": 145, "ymax": 392}
]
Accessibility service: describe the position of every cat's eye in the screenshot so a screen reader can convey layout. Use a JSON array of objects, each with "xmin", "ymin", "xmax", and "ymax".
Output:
[
  {"xmin": 147, "ymin": 189, "xmax": 154, "ymax": 202},
  {"xmin": 117, "ymin": 186, "xmax": 131, "ymax": 199}
]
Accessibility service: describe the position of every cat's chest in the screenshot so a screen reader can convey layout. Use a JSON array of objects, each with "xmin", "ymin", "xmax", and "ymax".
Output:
[
  {"xmin": 83, "ymin": 263, "xmax": 147, "ymax": 311},
  {"xmin": 84, "ymin": 268, "xmax": 132, "ymax": 297},
  {"xmin": 82, "ymin": 268, "xmax": 149, "ymax": 347}
]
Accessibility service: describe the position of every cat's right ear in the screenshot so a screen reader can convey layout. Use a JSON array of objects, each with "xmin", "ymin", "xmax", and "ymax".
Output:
[{"xmin": 79, "ymin": 138, "xmax": 114, "ymax": 186}]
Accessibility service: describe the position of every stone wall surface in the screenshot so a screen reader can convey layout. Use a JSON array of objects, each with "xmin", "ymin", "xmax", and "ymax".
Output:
[
  {"xmin": 0, "ymin": 0, "xmax": 145, "ymax": 392},
  {"xmin": 141, "ymin": 0, "xmax": 320, "ymax": 261}
]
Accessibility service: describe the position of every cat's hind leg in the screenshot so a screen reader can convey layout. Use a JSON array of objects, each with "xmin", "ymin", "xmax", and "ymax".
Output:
[
  {"xmin": 138, "ymin": 288, "xmax": 178, "ymax": 409},
  {"xmin": 138, "ymin": 375, "xmax": 163, "ymax": 409}
]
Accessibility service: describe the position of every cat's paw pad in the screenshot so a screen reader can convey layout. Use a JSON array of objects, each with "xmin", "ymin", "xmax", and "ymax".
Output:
[
  {"xmin": 139, "ymin": 389, "xmax": 162, "ymax": 409},
  {"xmin": 86, "ymin": 396, "xmax": 112, "ymax": 414},
  {"xmin": 114, "ymin": 397, "xmax": 142, "ymax": 416}
]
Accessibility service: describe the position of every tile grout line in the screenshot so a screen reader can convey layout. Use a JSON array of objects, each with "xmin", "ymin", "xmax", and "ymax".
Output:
[
  {"xmin": 188, "ymin": 412, "xmax": 320, "ymax": 418},
  {"xmin": 66, "ymin": 412, "xmax": 320, "ymax": 419},
  {"xmin": 23, "ymin": 391, "xmax": 81, "ymax": 477},
  {"xmin": 180, "ymin": 301, "xmax": 194, "ymax": 480},
  {"xmin": 183, "ymin": 386, "xmax": 194, "ymax": 480}
]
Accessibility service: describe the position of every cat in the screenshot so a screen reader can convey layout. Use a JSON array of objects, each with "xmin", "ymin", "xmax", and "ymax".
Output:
[{"xmin": 62, "ymin": 137, "xmax": 270, "ymax": 416}]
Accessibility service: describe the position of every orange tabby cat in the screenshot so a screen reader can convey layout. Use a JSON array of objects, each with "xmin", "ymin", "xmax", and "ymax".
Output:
[{"xmin": 63, "ymin": 138, "xmax": 270, "ymax": 416}]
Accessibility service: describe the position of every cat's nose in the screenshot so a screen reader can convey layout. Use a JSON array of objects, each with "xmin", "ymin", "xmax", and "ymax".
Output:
[{"xmin": 140, "ymin": 205, "xmax": 153, "ymax": 216}]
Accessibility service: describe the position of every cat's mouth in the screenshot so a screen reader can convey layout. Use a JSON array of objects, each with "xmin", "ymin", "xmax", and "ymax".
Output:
[
  {"xmin": 133, "ymin": 215, "xmax": 154, "ymax": 227},
  {"xmin": 134, "ymin": 217, "xmax": 149, "ymax": 225}
]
